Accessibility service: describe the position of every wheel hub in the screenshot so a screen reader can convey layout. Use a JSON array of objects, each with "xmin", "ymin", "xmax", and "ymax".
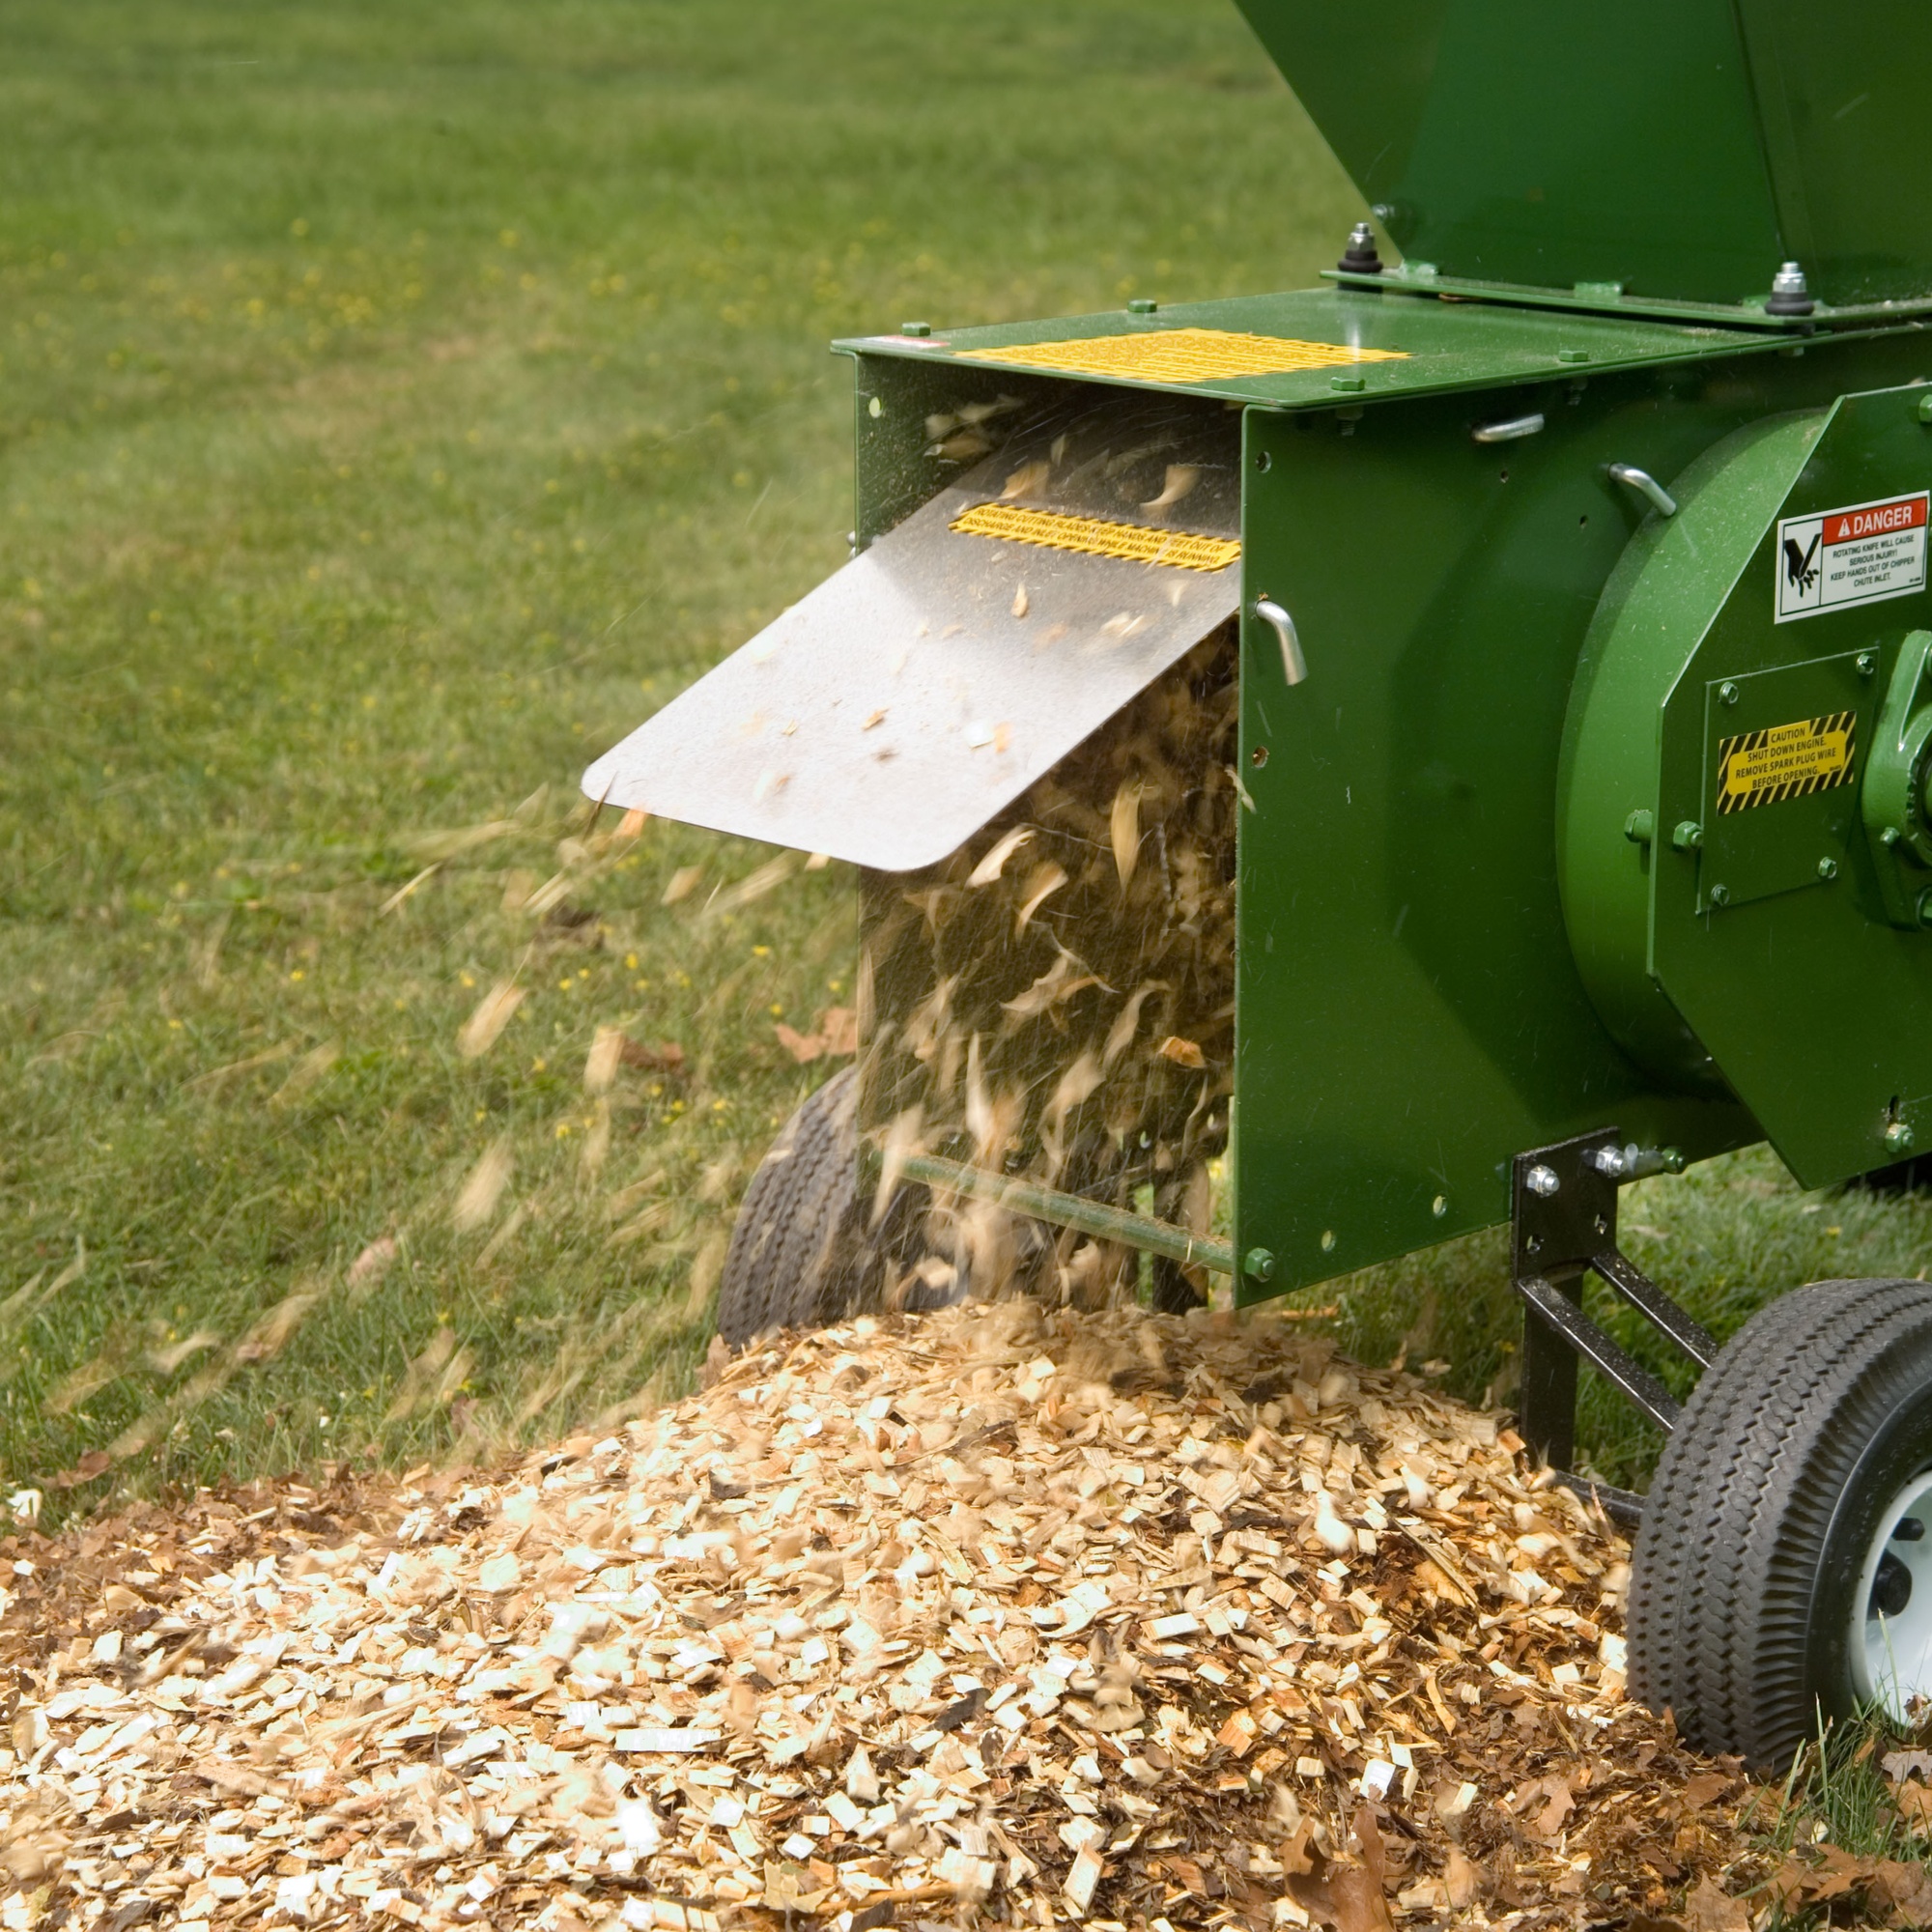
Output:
[{"xmin": 1853, "ymin": 1468, "xmax": 1932, "ymax": 1717}]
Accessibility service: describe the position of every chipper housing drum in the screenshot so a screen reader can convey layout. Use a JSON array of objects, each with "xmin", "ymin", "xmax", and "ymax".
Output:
[{"xmin": 588, "ymin": 0, "xmax": 1932, "ymax": 1769}]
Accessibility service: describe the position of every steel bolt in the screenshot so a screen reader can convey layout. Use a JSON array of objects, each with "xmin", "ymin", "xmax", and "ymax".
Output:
[
  {"xmin": 1886, "ymin": 1121, "xmax": 1917, "ymax": 1155},
  {"xmin": 900, "ymin": 321, "xmax": 931, "ymax": 337},
  {"xmin": 1859, "ymin": 650, "xmax": 1879, "ymax": 676},
  {"xmin": 1766, "ymin": 260, "xmax": 1816, "ymax": 317},
  {"xmin": 1329, "ymin": 374, "xmax": 1366, "ymax": 394},
  {"xmin": 1126, "ymin": 298, "xmax": 1158, "ymax": 315},
  {"xmin": 1243, "ymin": 1247, "xmax": 1275, "ymax": 1283},
  {"xmin": 1431, "ymin": 1194, "xmax": 1449, "ymax": 1218},
  {"xmin": 1672, "ymin": 820, "xmax": 1703, "ymax": 851},
  {"xmin": 1719, "ymin": 680, "xmax": 1740, "ymax": 705},
  {"xmin": 1588, "ymin": 1146, "xmax": 1628, "ymax": 1178},
  {"xmin": 1818, "ymin": 856, "xmax": 1839, "ymax": 880},
  {"xmin": 1336, "ymin": 221, "xmax": 1384, "ymax": 276},
  {"xmin": 1556, "ymin": 349, "xmax": 1590, "ymax": 365},
  {"xmin": 1525, "ymin": 1164, "xmax": 1560, "ymax": 1197},
  {"xmin": 1708, "ymin": 883, "xmax": 1731, "ymax": 907}
]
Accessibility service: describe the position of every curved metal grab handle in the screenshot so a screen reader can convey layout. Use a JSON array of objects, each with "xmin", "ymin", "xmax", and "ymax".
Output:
[
  {"xmin": 1607, "ymin": 463, "xmax": 1678, "ymax": 518},
  {"xmin": 1255, "ymin": 597, "xmax": 1306, "ymax": 685},
  {"xmin": 1472, "ymin": 412, "xmax": 1546, "ymax": 444}
]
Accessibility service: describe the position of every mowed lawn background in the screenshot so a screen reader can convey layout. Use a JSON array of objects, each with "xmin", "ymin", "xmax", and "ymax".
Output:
[{"xmin": 4, "ymin": 0, "xmax": 1930, "ymax": 1515}]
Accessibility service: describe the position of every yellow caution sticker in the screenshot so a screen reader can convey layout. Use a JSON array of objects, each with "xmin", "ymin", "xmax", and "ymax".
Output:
[
  {"xmin": 950, "ymin": 501, "xmax": 1239, "ymax": 572},
  {"xmin": 957, "ymin": 327, "xmax": 1408, "ymax": 385},
  {"xmin": 1716, "ymin": 711, "xmax": 1857, "ymax": 813}
]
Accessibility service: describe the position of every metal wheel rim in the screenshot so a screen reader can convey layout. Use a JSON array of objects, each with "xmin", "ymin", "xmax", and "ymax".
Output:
[{"xmin": 1851, "ymin": 1463, "xmax": 1932, "ymax": 1718}]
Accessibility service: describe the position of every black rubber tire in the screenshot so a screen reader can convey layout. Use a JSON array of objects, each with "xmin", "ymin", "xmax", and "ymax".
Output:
[
  {"xmin": 1629, "ymin": 1276, "xmax": 1932, "ymax": 1771},
  {"xmin": 716, "ymin": 1068, "xmax": 907, "ymax": 1347}
]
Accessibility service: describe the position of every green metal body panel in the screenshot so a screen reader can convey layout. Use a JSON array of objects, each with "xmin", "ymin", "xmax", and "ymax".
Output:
[
  {"xmin": 839, "ymin": 290, "xmax": 1932, "ymax": 1302},
  {"xmin": 1557, "ymin": 412, "xmax": 1826, "ymax": 1091},
  {"xmin": 1562, "ymin": 384, "xmax": 1932, "ymax": 1186},
  {"xmin": 1232, "ymin": 0, "xmax": 1932, "ymax": 310}
]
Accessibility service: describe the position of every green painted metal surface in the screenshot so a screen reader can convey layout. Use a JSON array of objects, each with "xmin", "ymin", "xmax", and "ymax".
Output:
[
  {"xmin": 1636, "ymin": 385, "xmax": 1932, "ymax": 1184},
  {"xmin": 1232, "ymin": 0, "xmax": 1932, "ymax": 310},
  {"xmin": 1224, "ymin": 337, "xmax": 1932, "ymax": 1301},
  {"xmin": 838, "ymin": 287, "xmax": 1792, "ymax": 414},
  {"xmin": 830, "ymin": 274, "xmax": 1932, "ymax": 1297},
  {"xmin": 1557, "ymin": 412, "xmax": 1825, "ymax": 1090}
]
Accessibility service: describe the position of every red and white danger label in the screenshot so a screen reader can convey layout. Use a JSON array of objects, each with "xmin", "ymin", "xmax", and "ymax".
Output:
[{"xmin": 1776, "ymin": 489, "xmax": 1928, "ymax": 621}]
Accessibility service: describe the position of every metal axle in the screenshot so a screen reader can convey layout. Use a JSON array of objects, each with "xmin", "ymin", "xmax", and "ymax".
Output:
[{"xmin": 897, "ymin": 1151, "xmax": 1237, "ymax": 1277}]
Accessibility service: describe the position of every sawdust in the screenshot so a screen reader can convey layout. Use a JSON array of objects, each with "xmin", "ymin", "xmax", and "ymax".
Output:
[{"xmin": 0, "ymin": 1304, "xmax": 1790, "ymax": 1932}]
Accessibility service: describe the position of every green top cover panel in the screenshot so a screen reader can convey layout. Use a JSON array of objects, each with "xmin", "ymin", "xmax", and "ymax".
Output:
[{"xmin": 1233, "ymin": 0, "xmax": 1932, "ymax": 308}]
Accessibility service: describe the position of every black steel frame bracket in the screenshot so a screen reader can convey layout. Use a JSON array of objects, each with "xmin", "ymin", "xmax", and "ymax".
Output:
[{"xmin": 1509, "ymin": 1128, "xmax": 1718, "ymax": 1527}]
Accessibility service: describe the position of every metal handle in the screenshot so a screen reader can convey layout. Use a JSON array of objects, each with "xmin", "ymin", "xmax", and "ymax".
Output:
[
  {"xmin": 1607, "ymin": 463, "xmax": 1678, "ymax": 518},
  {"xmin": 1254, "ymin": 597, "xmax": 1306, "ymax": 685},
  {"xmin": 1472, "ymin": 412, "xmax": 1546, "ymax": 444}
]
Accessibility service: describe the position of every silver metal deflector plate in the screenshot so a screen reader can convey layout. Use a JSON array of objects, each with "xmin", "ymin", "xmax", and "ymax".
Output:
[{"xmin": 582, "ymin": 407, "xmax": 1241, "ymax": 873}]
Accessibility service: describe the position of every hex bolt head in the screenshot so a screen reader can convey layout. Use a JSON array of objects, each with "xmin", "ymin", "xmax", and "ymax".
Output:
[
  {"xmin": 1719, "ymin": 680, "xmax": 1741, "ymax": 704},
  {"xmin": 1336, "ymin": 221, "xmax": 1384, "ymax": 276},
  {"xmin": 1672, "ymin": 820, "xmax": 1703, "ymax": 851},
  {"xmin": 1818, "ymin": 856, "xmax": 1839, "ymax": 880},
  {"xmin": 1708, "ymin": 883, "xmax": 1731, "ymax": 907},
  {"xmin": 1766, "ymin": 260, "xmax": 1816, "ymax": 317},
  {"xmin": 1243, "ymin": 1247, "xmax": 1275, "ymax": 1283},
  {"xmin": 1859, "ymin": 650, "xmax": 1879, "ymax": 676},
  {"xmin": 1886, "ymin": 1121, "xmax": 1917, "ymax": 1155},
  {"xmin": 1126, "ymin": 298, "xmax": 1157, "ymax": 315},
  {"xmin": 1525, "ymin": 1164, "xmax": 1561, "ymax": 1197}
]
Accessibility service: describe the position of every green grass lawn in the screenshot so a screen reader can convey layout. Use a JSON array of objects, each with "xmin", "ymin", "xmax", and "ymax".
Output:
[{"xmin": 3, "ymin": 0, "xmax": 1928, "ymax": 1517}]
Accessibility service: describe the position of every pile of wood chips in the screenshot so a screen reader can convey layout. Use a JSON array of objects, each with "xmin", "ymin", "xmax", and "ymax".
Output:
[{"xmin": 0, "ymin": 1301, "xmax": 1782, "ymax": 1932}]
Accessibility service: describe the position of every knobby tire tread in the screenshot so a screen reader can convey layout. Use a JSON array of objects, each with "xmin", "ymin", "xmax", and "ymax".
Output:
[
  {"xmin": 716, "ymin": 1069, "xmax": 875, "ymax": 1347},
  {"xmin": 1631, "ymin": 1277, "xmax": 1932, "ymax": 1769}
]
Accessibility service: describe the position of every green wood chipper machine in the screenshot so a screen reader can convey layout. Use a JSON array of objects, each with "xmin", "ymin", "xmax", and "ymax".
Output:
[{"xmin": 586, "ymin": 1, "xmax": 1932, "ymax": 1769}]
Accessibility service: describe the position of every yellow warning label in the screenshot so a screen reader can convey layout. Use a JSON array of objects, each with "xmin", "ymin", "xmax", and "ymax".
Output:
[
  {"xmin": 1716, "ymin": 711, "xmax": 1857, "ymax": 813},
  {"xmin": 957, "ymin": 327, "xmax": 1408, "ymax": 385},
  {"xmin": 950, "ymin": 501, "xmax": 1240, "ymax": 572}
]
